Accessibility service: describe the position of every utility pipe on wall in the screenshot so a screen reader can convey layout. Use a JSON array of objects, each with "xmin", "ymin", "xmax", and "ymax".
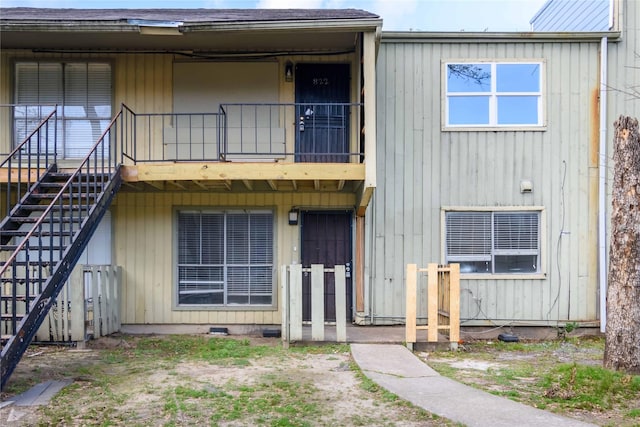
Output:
[{"xmin": 598, "ymin": 36, "xmax": 608, "ymax": 333}]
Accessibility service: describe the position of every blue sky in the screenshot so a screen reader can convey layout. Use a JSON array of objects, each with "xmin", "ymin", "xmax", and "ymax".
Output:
[{"xmin": 0, "ymin": 0, "xmax": 549, "ymax": 31}]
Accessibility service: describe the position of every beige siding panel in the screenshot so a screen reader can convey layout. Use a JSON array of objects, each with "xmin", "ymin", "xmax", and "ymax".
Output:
[
  {"xmin": 115, "ymin": 191, "xmax": 355, "ymax": 325},
  {"xmin": 369, "ymin": 39, "xmax": 601, "ymax": 325},
  {"xmin": 0, "ymin": 52, "xmax": 11, "ymax": 154}
]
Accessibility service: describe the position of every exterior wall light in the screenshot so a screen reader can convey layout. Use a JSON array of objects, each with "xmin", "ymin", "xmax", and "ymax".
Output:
[
  {"xmin": 285, "ymin": 62, "xmax": 294, "ymax": 82},
  {"xmin": 288, "ymin": 208, "xmax": 299, "ymax": 225}
]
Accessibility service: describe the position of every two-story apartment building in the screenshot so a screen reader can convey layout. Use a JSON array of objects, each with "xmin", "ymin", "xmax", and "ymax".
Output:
[
  {"xmin": 1, "ymin": 1, "xmax": 638, "ymax": 383},
  {"xmin": 0, "ymin": 8, "xmax": 382, "ymax": 383}
]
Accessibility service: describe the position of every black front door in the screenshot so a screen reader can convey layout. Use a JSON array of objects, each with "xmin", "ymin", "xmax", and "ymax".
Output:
[
  {"xmin": 295, "ymin": 63, "xmax": 350, "ymax": 163},
  {"xmin": 301, "ymin": 211, "xmax": 352, "ymax": 322}
]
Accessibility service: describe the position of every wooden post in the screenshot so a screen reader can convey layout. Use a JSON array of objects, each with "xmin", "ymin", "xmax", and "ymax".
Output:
[
  {"xmin": 114, "ymin": 266, "xmax": 122, "ymax": 332},
  {"xmin": 405, "ymin": 264, "xmax": 417, "ymax": 345},
  {"xmin": 107, "ymin": 266, "xmax": 117, "ymax": 334},
  {"xmin": 311, "ymin": 264, "xmax": 325, "ymax": 341},
  {"xmin": 355, "ymin": 216, "xmax": 365, "ymax": 313},
  {"xmin": 427, "ymin": 263, "xmax": 438, "ymax": 342},
  {"xmin": 335, "ymin": 265, "xmax": 347, "ymax": 342},
  {"xmin": 289, "ymin": 264, "xmax": 303, "ymax": 341},
  {"xmin": 90, "ymin": 267, "xmax": 101, "ymax": 337},
  {"xmin": 449, "ymin": 264, "xmax": 460, "ymax": 345},
  {"xmin": 69, "ymin": 266, "xmax": 85, "ymax": 342},
  {"xmin": 280, "ymin": 265, "xmax": 289, "ymax": 348}
]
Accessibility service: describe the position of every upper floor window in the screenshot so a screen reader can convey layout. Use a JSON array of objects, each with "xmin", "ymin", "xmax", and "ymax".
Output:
[
  {"xmin": 14, "ymin": 61, "xmax": 112, "ymax": 158},
  {"xmin": 444, "ymin": 61, "xmax": 543, "ymax": 129},
  {"xmin": 445, "ymin": 210, "xmax": 541, "ymax": 275}
]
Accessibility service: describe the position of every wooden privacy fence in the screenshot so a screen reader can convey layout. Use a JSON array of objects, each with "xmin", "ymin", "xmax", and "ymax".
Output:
[
  {"xmin": 281, "ymin": 264, "xmax": 347, "ymax": 347},
  {"xmin": 35, "ymin": 264, "xmax": 121, "ymax": 343},
  {"xmin": 405, "ymin": 263, "xmax": 460, "ymax": 349}
]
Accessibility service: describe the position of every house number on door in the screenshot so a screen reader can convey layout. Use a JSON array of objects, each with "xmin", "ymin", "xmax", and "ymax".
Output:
[{"xmin": 312, "ymin": 78, "xmax": 329, "ymax": 85}]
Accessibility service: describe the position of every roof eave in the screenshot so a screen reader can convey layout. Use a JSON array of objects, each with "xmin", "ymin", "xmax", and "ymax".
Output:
[
  {"xmin": 184, "ymin": 18, "xmax": 383, "ymax": 32},
  {"xmin": 381, "ymin": 30, "xmax": 622, "ymax": 42},
  {"xmin": 0, "ymin": 18, "xmax": 383, "ymax": 34}
]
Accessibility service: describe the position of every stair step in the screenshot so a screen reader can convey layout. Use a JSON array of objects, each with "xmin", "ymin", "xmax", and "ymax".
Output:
[
  {"xmin": 0, "ymin": 278, "xmax": 47, "ymax": 285},
  {"xmin": 48, "ymin": 171, "xmax": 110, "ymax": 178},
  {"xmin": 0, "ymin": 295, "xmax": 37, "ymax": 301},
  {"xmin": 7, "ymin": 216, "xmax": 83, "ymax": 223},
  {"xmin": 0, "ymin": 244, "xmax": 64, "ymax": 251},
  {"xmin": 0, "ymin": 230, "xmax": 70, "ymax": 237},
  {"xmin": 28, "ymin": 193, "xmax": 98, "ymax": 200},
  {"xmin": 1, "ymin": 314, "xmax": 25, "ymax": 320},
  {"xmin": 17, "ymin": 204, "xmax": 90, "ymax": 211},
  {"xmin": 11, "ymin": 261, "xmax": 54, "ymax": 267},
  {"xmin": 40, "ymin": 181, "xmax": 106, "ymax": 188}
]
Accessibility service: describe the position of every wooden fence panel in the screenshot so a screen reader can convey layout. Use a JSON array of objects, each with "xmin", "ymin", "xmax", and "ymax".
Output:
[
  {"xmin": 282, "ymin": 264, "xmax": 347, "ymax": 345},
  {"xmin": 405, "ymin": 263, "xmax": 460, "ymax": 349}
]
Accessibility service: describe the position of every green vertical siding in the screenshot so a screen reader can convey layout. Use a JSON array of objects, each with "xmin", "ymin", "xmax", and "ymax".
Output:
[{"xmin": 368, "ymin": 38, "xmax": 602, "ymax": 325}]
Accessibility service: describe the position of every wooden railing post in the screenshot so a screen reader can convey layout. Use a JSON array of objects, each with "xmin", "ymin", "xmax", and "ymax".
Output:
[
  {"xmin": 449, "ymin": 263, "xmax": 460, "ymax": 347},
  {"xmin": 69, "ymin": 266, "xmax": 85, "ymax": 342},
  {"xmin": 289, "ymin": 264, "xmax": 303, "ymax": 342},
  {"xmin": 280, "ymin": 265, "xmax": 288, "ymax": 348},
  {"xmin": 311, "ymin": 264, "xmax": 325, "ymax": 341},
  {"xmin": 426, "ymin": 263, "xmax": 439, "ymax": 342},
  {"xmin": 405, "ymin": 264, "xmax": 417, "ymax": 347},
  {"xmin": 334, "ymin": 265, "xmax": 347, "ymax": 342}
]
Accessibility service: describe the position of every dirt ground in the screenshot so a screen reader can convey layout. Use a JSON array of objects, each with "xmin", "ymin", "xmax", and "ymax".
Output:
[
  {"xmin": 0, "ymin": 336, "xmax": 447, "ymax": 426},
  {"xmin": 1, "ymin": 335, "xmax": 638, "ymax": 426},
  {"xmin": 421, "ymin": 337, "xmax": 640, "ymax": 427}
]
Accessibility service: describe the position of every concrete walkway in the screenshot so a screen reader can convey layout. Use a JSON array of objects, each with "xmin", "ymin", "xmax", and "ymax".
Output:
[{"xmin": 351, "ymin": 344, "xmax": 596, "ymax": 427}]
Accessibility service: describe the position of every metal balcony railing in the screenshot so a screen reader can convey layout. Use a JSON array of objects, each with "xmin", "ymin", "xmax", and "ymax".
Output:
[{"xmin": 119, "ymin": 103, "xmax": 363, "ymax": 163}]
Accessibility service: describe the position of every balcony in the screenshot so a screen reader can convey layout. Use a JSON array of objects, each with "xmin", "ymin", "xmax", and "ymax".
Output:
[{"xmin": 119, "ymin": 103, "xmax": 369, "ymax": 195}]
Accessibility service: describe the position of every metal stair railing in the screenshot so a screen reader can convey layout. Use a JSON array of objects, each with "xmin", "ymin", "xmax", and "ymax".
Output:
[
  {"xmin": 0, "ymin": 104, "xmax": 129, "ymax": 390},
  {"xmin": 1, "ymin": 107, "xmax": 58, "ymax": 218}
]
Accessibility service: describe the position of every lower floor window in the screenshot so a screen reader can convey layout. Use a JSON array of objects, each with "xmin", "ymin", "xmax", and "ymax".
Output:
[
  {"xmin": 177, "ymin": 209, "xmax": 274, "ymax": 306},
  {"xmin": 445, "ymin": 210, "xmax": 540, "ymax": 274}
]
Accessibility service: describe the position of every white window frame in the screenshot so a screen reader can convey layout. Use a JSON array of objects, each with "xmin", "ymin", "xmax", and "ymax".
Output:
[
  {"xmin": 13, "ymin": 60, "xmax": 113, "ymax": 159},
  {"xmin": 441, "ymin": 206, "xmax": 546, "ymax": 279},
  {"xmin": 174, "ymin": 208, "xmax": 276, "ymax": 309},
  {"xmin": 442, "ymin": 59, "xmax": 546, "ymax": 131}
]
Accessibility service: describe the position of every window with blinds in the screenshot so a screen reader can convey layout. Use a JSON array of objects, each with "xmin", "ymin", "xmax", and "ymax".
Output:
[
  {"xmin": 14, "ymin": 61, "xmax": 112, "ymax": 159},
  {"xmin": 445, "ymin": 210, "xmax": 540, "ymax": 274},
  {"xmin": 177, "ymin": 209, "xmax": 274, "ymax": 306}
]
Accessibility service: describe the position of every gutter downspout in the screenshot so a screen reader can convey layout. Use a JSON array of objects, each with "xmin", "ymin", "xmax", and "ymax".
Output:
[{"xmin": 598, "ymin": 36, "xmax": 608, "ymax": 333}]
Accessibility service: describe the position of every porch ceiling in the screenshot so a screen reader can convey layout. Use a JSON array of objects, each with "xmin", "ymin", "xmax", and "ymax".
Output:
[{"xmin": 118, "ymin": 162, "xmax": 365, "ymax": 193}]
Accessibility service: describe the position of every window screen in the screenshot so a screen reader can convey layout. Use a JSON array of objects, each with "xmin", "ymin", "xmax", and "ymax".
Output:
[
  {"xmin": 445, "ymin": 210, "xmax": 540, "ymax": 274},
  {"xmin": 14, "ymin": 61, "xmax": 112, "ymax": 159},
  {"xmin": 177, "ymin": 209, "xmax": 274, "ymax": 306}
]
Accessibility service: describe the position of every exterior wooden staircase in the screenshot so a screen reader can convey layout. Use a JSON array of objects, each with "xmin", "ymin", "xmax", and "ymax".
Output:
[{"xmin": 0, "ymin": 108, "xmax": 124, "ymax": 389}]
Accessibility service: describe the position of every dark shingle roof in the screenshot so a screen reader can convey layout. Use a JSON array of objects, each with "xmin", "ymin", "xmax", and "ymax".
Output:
[{"xmin": 0, "ymin": 8, "xmax": 379, "ymax": 24}]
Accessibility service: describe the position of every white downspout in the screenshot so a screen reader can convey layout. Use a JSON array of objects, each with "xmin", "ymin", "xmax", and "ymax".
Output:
[{"xmin": 598, "ymin": 36, "xmax": 608, "ymax": 333}]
